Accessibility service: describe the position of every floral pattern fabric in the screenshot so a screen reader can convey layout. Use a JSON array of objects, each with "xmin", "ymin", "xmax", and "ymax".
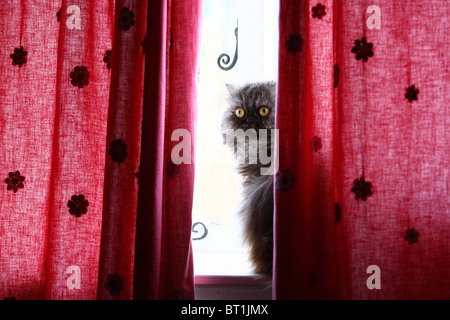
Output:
[
  {"xmin": 274, "ymin": 0, "xmax": 449, "ymax": 300},
  {"xmin": 0, "ymin": 1, "xmax": 147, "ymax": 300}
]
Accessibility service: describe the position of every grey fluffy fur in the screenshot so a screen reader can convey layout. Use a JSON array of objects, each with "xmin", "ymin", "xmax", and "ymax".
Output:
[{"xmin": 221, "ymin": 81, "xmax": 276, "ymax": 277}]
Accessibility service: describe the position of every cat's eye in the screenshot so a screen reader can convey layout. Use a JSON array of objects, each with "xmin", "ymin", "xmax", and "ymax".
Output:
[
  {"xmin": 235, "ymin": 108, "xmax": 245, "ymax": 118},
  {"xmin": 259, "ymin": 106, "xmax": 270, "ymax": 117}
]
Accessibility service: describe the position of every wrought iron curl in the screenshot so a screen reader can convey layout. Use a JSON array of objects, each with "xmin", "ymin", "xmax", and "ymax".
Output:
[
  {"xmin": 217, "ymin": 21, "xmax": 238, "ymax": 71},
  {"xmin": 192, "ymin": 222, "xmax": 208, "ymax": 240}
]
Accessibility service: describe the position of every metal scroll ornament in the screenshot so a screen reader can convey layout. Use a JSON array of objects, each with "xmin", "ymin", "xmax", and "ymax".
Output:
[
  {"xmin": 217, "ymin": 21, "xmax": 238, "ymax": 71},
  {"xmin": 192, "ymin": 222, "xmax": 208, "ymax": 240}
]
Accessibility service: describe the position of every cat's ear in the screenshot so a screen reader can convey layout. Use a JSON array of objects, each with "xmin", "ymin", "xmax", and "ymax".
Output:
[
  {"xmin": 269, "ymin": 82, "xmax": 277, "ymax": 99},
  {"xmin": 269, "ymin": 81, "xmax": 277, "ymax": 93},
  {"xmin": 225, "ymin": 83, "xmax": 237, "ymax": 95}
]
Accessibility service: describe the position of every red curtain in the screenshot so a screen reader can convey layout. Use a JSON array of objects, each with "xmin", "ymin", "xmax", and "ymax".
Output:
[
  {"xmin": 132, "ymin": 0, "xmax": 201, "ymax": 300},
  {"xmin": 1, "ymin": 0, "xmax": 448, "ymax": 301},
  {"xmin": 274, "ymin": 0, "xmax": 449, "ymax": 299},
  {"xmin": 0, "ymin": 0, "xmax": 201, "ymax": 300}
]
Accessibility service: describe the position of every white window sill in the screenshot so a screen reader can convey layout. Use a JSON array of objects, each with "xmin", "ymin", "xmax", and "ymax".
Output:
[
  {"xmin": 195, "ymin": 275, "xmax": 271, "ymax": 286},
  {"xmin": 194, "ymin": 275, "xmax": 272, "ymax": 300}
]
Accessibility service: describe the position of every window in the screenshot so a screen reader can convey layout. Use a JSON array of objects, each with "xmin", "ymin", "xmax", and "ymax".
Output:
[{"xmin": 192, "ymin": 0, "xmax": 279, "ymax": 276}]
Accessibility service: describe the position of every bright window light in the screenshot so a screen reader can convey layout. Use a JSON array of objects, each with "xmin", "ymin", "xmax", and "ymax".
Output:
[{"xmin": 192, "ymin": 0, "xmax": 279, "ymax": 276}]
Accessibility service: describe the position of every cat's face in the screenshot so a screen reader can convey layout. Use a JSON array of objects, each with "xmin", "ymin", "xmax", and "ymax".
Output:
[{"xmin": 221, "ymin": 81, "xmax": 276, "ymax": 134}]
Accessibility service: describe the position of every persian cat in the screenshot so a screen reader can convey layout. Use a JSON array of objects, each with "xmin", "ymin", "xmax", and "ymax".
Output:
[{"xmin": 221, "ymin": 81, "xmax": 276, "ymax": 277}]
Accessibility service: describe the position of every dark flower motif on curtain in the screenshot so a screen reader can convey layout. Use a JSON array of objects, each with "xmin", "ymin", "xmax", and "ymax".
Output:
[
  {"xmin": 351, "ymin": 176, "xmax": 373, "ymax": 201},
  {"xmin": 56, "ymin": 7, "xmax": 61, "ymax": 22},
  {"xmin": 405, "ymin": 228, "xmax": 419, "ymax": 244},
  {"xmin": 168, "ymin": 289, "xmax": 186, "ymax": 300},
  {"xmin": 405, "ymin": 85, "xmax": 419, "ymax": 103},
  {"xmin": 4, "ymin": 171, "xmax": 25, "ymax": 193},
  {"xmin": 67, "ymin": 194, "xmax": 89, "ymax": 218},
  {"xmin": 109, "ymin": 139, "xmax": 128, "ymax": 163},
  {"xmin": 276, "ymin": 169, "xmax": 296, "ymax": 193},
  {"xmin": 312, "ymin": 3, "xmax": 326, "ymax": 19},
  {"xmin": 103, "ymin": 50, "xmax": 112, "ymax": 69},
  {"xmin": 286, "ymin": 33, "xmax": 303, "ymax": 54},
  {"xmin": 69, "ymin": 66, "xmax": 90, "ymax": 88},
  {"xmin": 334, "ymin": 202, "xmax": 342, "ymax": 224},
  {"xmin": 351, "ymin": 37, "xmax": 374, "ymax": 62},
  {"xmin": 166, "ymin": 160, "xmax": 180, "ymax": 179},
  {"xmin": 118, "ymin": 7, "xmax": 135, "ymax": 31},
  {"xmin": 310, "ymin": 135, "xmax": 323, "ymax": 152},
  {"xmin": 105, "ymin": 273, "xmax": 124, "ymax": 296},
  {"xmin": 334, "ymin": 63, "xmax": 340, "ymax": 88},
  {"xmin": 10, "ymin": 46, "xmax": 27, "ymax": 67}
]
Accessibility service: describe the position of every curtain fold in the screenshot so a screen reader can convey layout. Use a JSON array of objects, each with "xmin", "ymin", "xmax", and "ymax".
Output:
[
  {"xmin": 133, "ymin": 0, "xmax": 202, "ymax": 300},
  {"xmin": 132, "ymin": 0, "xmax": 168, "ymax": 300},
  {"xmin": 44, "ymin": 0, "xmax": 118, "ymax": 300},
  {"xmin": 97, "ymin": 0, "xmax": 147, "ymax": 300},
  {"xmin": 274, "ymin": 0, "xmax": 449, "ymax": 299}
]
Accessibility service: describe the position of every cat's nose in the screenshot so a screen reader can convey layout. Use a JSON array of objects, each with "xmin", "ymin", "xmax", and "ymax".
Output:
[
  {"xmin": 246, "ymin": 118, "xmax": 255, "ymax": 125},
  {"xmin": 246, "ymin": 118, "xmax": 257, "ymax": 129}
]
